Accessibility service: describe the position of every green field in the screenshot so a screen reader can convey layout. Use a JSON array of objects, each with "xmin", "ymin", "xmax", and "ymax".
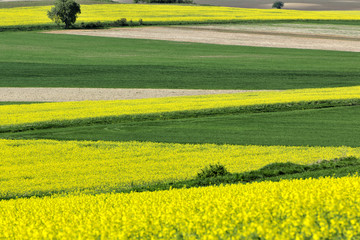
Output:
[
  {"xmin": 3, "ymin": 105, "xmax": 359, "ymax": 147},
  {"xmin": 0, "ymin": 102, "xmax": 42, "ymax": 105},
  {"xmin": 1, "ymin": 32, "xmax": 360, "ymax": 89}
]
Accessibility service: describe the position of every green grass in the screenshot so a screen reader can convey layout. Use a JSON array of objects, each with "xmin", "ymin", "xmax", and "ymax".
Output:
[
  {"xmin": 0, "ymin": 102, "xmax": 43, "ymax": 105},
  {"xmin": 3, "ymin": 104, "xmax": 360, "ymax": 147},
  {"xmin": 0, "ymin": 99, "xmax": 357, "ymax": 133},
  {"xmin": 1, "ymin": 31, "xmax": 360, "ymax": 89}
]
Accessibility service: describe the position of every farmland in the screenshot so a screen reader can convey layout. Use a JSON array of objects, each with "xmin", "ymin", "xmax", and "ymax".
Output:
[
  {"xmin": 2, "ymin": 176, "xmax": 360, "ymax": 239},
  {"xmin": 2, "ymin": 138, "xmax": 360, "ymax": 199},
  {"xmin": 2, "ymin": 32, "xmax": 360, "ymax": 89},
  {"xmin": 2, "ymin": 4, "xmax": 360, "ymax": 27},
  {"xmin": 1, "ymin": 1, "xmax": 360, "ymax": 239},
  {"xmin": 0, "ymin": 86, "xmax": 359, "ymax": 129},
  {"xmin": 5, "ymin": 105, "xmax": 359, "ymax": 147}
]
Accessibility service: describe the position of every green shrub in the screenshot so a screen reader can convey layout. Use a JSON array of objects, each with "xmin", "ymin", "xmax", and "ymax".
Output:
[
  {"xmin": 80, "ymin": 21, "xmax": 104, "ymax": 29},
  {"xmin": 120, "ymin": 18, "xmax": 127, "ymax": 26},
  {"xmin": 197, "ymin": 163, "xmax": 229, "ymax": 179}
]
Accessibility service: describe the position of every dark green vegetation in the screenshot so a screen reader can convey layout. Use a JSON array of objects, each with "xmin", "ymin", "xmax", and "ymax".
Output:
[
  {"xmin": 125, "ymin": 157, "xmax": 360, "ymax": 194},
  {"xmin": 2, "ymin": 20, "xmax": 360, "ymax": 32},
  {"xmin": 4, "ymin": 103, "xmax": 360, "ymax": 147},
  {"xmin": 2, "ymin": 156, "xmax": 359, "ymax": 200},
  {"xmin": 272, "ymin": 1, "xmax": 284, "ymax": 9},
  {"xmin": 0, "ymin": 102, "xmax": 42, "ymax": 105},
  {"xmin": 0, "ymin": 19, "xmax": 144, "ymax": 32},
  {"xmin": 196, "ymin": 163, "xmax": 230, "ymax": 179},
  {"xmin": 1, "ymin": 31, "xmax": 360, "ymax": 89},
  {"xmin": 48, "ymin": 0, "xmax": 81, "ymax": 29}
]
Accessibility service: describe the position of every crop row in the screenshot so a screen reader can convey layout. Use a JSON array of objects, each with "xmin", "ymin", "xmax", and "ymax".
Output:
[
  {"xmin": 1, "ymin": 86, "xmax": 359, "ymax": 128},
  {"xmin": 1, "ymin": 176, "xmax": 360, "ymax": 239},
  {"xmin": 0, "ymin": 139, "xmax": 359, "ymax": 199},
  {"xmin": 1, "ymin": 4, "xmax": 360, "ymax": 27}
]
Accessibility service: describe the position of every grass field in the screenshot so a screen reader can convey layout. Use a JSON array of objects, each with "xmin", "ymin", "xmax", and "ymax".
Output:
[
  {"xmin": 0, "ymin": 102, "xmax": 41, "ymax": 105},
  {"xmin": 1, "ymin": 32, "xmax": 360, "ymax": 89},
  {"xmin": 4, "ymin": 105, "xmax": 360, "ymax": 147}
]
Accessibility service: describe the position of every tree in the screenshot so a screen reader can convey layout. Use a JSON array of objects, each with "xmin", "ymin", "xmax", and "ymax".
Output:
[
  {"xmin": 48, "ymin": 0, "xmax": 81, "ymax": 29},
  {"xmin": 272, "ymin": 1, "xmax": 284, "ymax": 9}
]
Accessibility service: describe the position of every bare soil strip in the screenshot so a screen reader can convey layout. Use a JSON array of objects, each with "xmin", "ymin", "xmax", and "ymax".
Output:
[
  {"xmin": 48, "ymin": 25, "xmax": 360, "ymax": 52},
  {"xmin": 0, "ymin": 88, "xmax": 270, "ymax": 102},
  {"xmin": 185, "ymin": 25, "xmax": 360, "ymax": 41}
]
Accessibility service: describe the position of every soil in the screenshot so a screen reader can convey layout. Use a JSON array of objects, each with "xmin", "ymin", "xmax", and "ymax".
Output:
[
  {"xmin": 0, "ymin": 88, "xmax": 271, "ymax": 102},
  {"xmin": 47, "ymin": 24, "xmax": 360, "ymax": 52}
]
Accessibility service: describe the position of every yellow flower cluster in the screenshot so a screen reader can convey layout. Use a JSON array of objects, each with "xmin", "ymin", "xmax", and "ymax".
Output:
[
  {"xmin": 1, "ymin": 176, "xmax": 360, "ymax": 239},
  {"xmin": 1, "ymin": 4, "xmax": 360, "ymax": 27},
  {"xmin": 0, "ymin": 139, "xmax": 359, "ymax": 198},
  {"xmin": 0, "ymin": 86, "xmax": 359, "ymax": 127}
]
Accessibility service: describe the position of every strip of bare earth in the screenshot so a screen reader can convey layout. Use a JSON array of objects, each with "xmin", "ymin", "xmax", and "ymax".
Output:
[
  {"xmin": 0, "ymin": 88, "xmax": 270, "ymax": 102},
  {"xmin": 47, "ymin": 25, "xmax": 360, "ymax": 52}
]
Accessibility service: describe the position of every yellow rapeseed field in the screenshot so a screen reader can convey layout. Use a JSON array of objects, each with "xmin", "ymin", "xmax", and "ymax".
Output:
[
  {"xmin": 1, "ymin": 4, "xmax": 360, "ymax": 27},
  {"xmin": 0, "ymin": 86, "xmax": 359, "ymax": 128},
  {"xmin": 1, "ymin": 176, "xmax": 360, "ymax": 239},
  {"xmin": 0, "ymin": 139, "xmax": 359, "ymax": 198}
]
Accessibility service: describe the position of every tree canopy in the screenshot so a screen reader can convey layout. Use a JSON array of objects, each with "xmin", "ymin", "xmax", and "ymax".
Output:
[
  {"xmin": 48, "ymin": 0, "xmax": 81, "ymax": 29},
  {"xmin": 272, "ymin": 1, "xmax": 284, "ymax": 9}
]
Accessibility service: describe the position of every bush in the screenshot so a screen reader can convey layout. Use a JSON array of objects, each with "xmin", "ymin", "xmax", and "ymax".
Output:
[
  {"xmin": 197, "ymin": 163, "xmax": 229, "ymax": 179},
  {"xmin": 272, "ymin": 1, "xmax": 284, "ymax": 9},
  {"xmin": 120, "ymin": 18, "xmax": 127, "ymax": 26},
  {"xmin": 80, "ymin": 21, "xmax": 104, "ymax": 29}
]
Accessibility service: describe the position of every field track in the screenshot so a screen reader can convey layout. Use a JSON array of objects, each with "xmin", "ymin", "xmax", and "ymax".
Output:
[
  {"xmin": 48, "ymin": 25, "xmax": 360, "ymax": 52},
  {"xmin": 0, "ymin": 88, "xmax": 268, "ymax": 102}
]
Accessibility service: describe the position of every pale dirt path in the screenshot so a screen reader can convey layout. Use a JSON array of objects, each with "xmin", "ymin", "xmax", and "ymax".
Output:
[
  {"xmin": 48, "ymin": 26, "xmax": 360, "ymax": 53},
  {"xmin": 0, "ymin": 88, "xmax": 270, "ymax": 102}
]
